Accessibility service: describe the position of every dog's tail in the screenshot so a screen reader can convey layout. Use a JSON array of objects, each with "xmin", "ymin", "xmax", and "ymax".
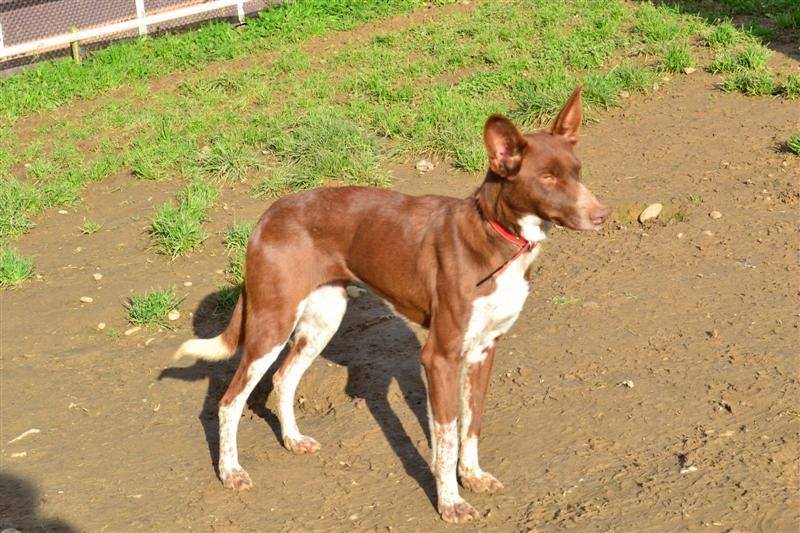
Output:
[{"xmin": 174, "ymin": 289, "xmax": 245, "ymax": 361}]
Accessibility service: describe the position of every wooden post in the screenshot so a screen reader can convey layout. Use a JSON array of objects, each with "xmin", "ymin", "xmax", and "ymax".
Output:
[
  {"xmin": 236, "ymin": 0, "xmax": 245, "ymax": 24},
  {"xmin": 70, "ymin": 27, "xmax": 81, "ymax": 63},
  {"xmin": 135, "ymin": 0, "xmax": 148, "ymax": 35}
]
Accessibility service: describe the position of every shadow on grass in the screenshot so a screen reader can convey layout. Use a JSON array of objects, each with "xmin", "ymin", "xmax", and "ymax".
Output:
[{"xmin": 158, "ymin": 285, "xmax": 436, "ymax": 506}]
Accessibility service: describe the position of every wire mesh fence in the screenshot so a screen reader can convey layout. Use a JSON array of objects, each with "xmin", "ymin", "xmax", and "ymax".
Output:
[{"xmin": 0, "ymin": 0, "xmax": 275, "ymax": 71}]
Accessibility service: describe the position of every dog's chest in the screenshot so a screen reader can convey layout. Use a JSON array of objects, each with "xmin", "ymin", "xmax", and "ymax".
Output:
[{"xmin": 462, "ymin": 248, "xmax": 539, "ymax": 362}]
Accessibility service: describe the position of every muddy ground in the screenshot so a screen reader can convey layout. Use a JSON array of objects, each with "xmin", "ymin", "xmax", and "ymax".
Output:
[{"xmin": 2, "ymin": 59, "xmax": 799, "ymax": 531}]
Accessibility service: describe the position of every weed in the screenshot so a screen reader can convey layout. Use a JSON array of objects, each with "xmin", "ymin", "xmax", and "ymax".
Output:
[
  {"xmin": 723, "ymin": 70, "xmax": 775, "ymax": 96},
  {"xmin": 777, "ymin": 74, "xmax": 800, "ymax": 99},
  {"xmin": 225, "ymin": 222, "xmax": 254, "ymax": 255},
  {"xmin": 688, "ymin": 194, "xmax": 702, "ymax": 203},
  {"xmin": 661, "ymin": 42, "xmax": 695, "ymax": 73},
  {"xmin": 192, "ymin": 137, "xmax": 259, "ymax": 183},
  {"xmin": 548, "ymin": 295, "xmax": 579, "ymax": 305},
  {"xmin": 150, "ymin": 178, "xmax": 217, "ymax": 256},
  {"xmin": 150, "ymin": 204, "xmax": 207, "ymax": 256},
  {"xmin": 80, "ymin": 219, "xmax": 102, "ymax": 234},
  {"xmin": 705, "ymin": 20, "xmax": 745, "ymax": 48},
  {"xmin": 263, "ymin": 110, "xmax": 385, "ymax": 188},
  {"xmin": 0, "ymin": 248, "xmax": 34, "ymax": 288},
  {"xmin": 612, "ymin": 63, "xmax": 656, "ymax": 93},
  {"xmin": 788, "ymin": 132, "xmax": 800, "ymax": 155},
  {"xmin": 126, "ymin": 287, "xmax": 184, "ymax": 328}
]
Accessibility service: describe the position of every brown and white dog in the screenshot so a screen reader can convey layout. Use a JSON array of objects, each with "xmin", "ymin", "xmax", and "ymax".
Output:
[{"xmin": 175, "ymin": 86, "xmax": 607, "ymax": 523}]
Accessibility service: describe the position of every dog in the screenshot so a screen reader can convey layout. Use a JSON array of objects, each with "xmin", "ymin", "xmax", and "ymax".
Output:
[{"xmin": 175, "ymin": 85, "xmax": 608, "ymax": 523}]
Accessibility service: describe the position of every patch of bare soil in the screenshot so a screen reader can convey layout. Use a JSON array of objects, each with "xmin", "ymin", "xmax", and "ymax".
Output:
[{"xmin": 2, "ymin": 65, "xmax": 798, "ymax": 531}]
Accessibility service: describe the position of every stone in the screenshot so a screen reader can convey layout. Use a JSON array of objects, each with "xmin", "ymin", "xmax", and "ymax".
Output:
[
  {"xmin": 167, "ymin": 309, "xmax": 181, "ymax": 321},
  {"xmin": 638, "ymin": 203, "xmax": 663, "ymax": 223},
  {"xmin": 80, "ymin": 296, "xmax": 94, "ymax": 303}
]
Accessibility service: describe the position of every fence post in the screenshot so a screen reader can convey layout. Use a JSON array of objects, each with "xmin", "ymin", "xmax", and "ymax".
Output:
[
  {"xmin": 70, "ymin": 27, "xmax": 81, "ymax": 63},
  {"xmin": 0, "ymin": 22, "xmax": 5, "ymax": 53},
  {"xmin": 135, "ymin": 0, "xmax": 148, "ymax": 35},
  {"xmin": 236, "ymin": 0, "xmax": 244, "ymax": 24}
]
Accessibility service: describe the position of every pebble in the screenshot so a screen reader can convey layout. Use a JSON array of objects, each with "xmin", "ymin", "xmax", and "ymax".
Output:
[
  {"xmin": 2, "ymin": 528, "xmax": 23, "ymax": 533},
  {"xmin": 80, "ymin": 296, "xmax": 94, "ymax": 303},
  {"xmin": 97, "ymin": 322, "xmax": 106, "ymax": 330},
  {"xmin": 683, "ymin": 67, "xmax": 696, "ymax": 75},
  {"xmin": 620, "ymin": 380, "xmax": 635, "ymax": 388},
  {"xmin": 680, "ymin": 465, "xmax": 698, "ymax": 474},
  {"xmin": 677, "ymin": 232, "xmax": 684, "ymax": 239},
  {"xmin": 93, "ymin": 273, "xmax": 103, "ymax": 281},
  {"xmin": 346, "ymin": 286, "xmax": 367, "ymax": 299},
  {"xmin": 167, "ymin": 309, "xmax": 181, "ymax": 321},
  {"xmin": 415, "ymin": 159, "xmax": 434, "ymax": 172},
  {"xmin": 709, "ymin": 210, "xmax": 722, "ymax": 219},
  {"xmin": 9, "ymin": 452, "xmax": 27, "ymax": 459},
  {"xmin": 183, "ymin": 281, "xmax": 193, "ymax": 287},
  {"xmin": 619, "ymin": 90, "xmax": 630, "ymax": 99},
  {"xmin": 702, "ymin": 230, "xmax": 714, "ymax": 236},
  {"xmin": 124, "ymin": 326, "xmax": 141, "ymax": 336},
  {"xmin": 58, "ymin": 210, "xmax": 68, "ymax": 215},
  {"xmin": 638, "ymin": 203, "xmax": 662, "ymax": 223}
]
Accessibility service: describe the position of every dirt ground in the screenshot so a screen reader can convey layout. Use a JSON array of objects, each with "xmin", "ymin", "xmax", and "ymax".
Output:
[{"xmin": 2, "ymin": 59, "xmax": 799, "ymax": 531}]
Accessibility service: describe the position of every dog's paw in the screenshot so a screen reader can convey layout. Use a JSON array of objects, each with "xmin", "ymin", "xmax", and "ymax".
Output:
[
  {"xmin": 284, "ymin": 435, "xmax": 321, "ymax": 455},
  {"xmin": 439, "ymin": 498, "xmax": 480, "ymax": 524},
  {"xmin": 221, "ymin": 467, "xmax": 253, "ymax": 491},
  {"xmin": 460, "ymin": 470, "xmax": 504, "ymax": 493}
]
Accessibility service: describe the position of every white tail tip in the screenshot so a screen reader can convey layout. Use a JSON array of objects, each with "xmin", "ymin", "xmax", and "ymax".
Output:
[{"xmin": 173, "ymin": 335, "xmax": 233, "ymax": 361}]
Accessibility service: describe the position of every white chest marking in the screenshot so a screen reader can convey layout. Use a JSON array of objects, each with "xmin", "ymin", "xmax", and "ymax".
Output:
[
  {"xmin": 462, "ymin": 215, "xmax": 548, "ymax": 363},
  {"xmin": 463, "ymin": 246, "xmax": 540, "ymax": 363}
]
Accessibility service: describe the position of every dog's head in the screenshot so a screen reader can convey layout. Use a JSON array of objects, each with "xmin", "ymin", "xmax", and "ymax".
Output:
[{"xmin": 483, "ymin": 85, "xmax": 608, "ymax": 231}]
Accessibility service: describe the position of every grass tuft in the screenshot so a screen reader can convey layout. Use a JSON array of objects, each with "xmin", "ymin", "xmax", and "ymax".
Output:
[
  {"xmin": 126, "ymin": 287, "xmax": 184, "ymax": 328},
  {"xmin": 777, "ymin": 74, "xmax": 800, "ymax": 99},
  {"xmin": 788, "ymin": 133, "xmax": 800, "ymax": 155},
  {"xmin": 150, "ymin": 178, "xmax": 218, "ymax": 256},
  {"xmin": 0, "ymin": 248, "xmax": 34, "ymax": 288},
  {"xmin": 661, "ymin": 42, "xmax": 695, "ymax": 73},
  {"xmin": 723, "ymin": 70, "xmax": 775, "ymax": 96},
  {"xmin": 80, "ymin": 219, "xmax": 102, "ymax": 234}
]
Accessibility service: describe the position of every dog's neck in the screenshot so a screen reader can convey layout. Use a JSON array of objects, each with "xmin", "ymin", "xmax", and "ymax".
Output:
[{"xmin": 471, "ymin": 173, "xmax": 551, "ymax": 244}]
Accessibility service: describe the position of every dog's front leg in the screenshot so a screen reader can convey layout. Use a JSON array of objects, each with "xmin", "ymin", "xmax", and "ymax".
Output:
[
  {"xmin": 458, "ymin": 341, "xmax": 504, "ymax": 493},
  {"xmin": 421, "ymin": 336, "xmax": 480, "ymax": 524}
]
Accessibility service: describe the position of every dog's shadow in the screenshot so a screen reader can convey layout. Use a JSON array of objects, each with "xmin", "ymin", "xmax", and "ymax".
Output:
[{"xmin": 158, "ymin": 287, "xmax": 436, "ymax": 505}]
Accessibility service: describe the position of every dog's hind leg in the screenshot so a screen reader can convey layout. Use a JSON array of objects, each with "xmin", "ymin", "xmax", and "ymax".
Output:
[
  {"xmin": 217, "ymin": 292, "xmax": 309, "ymax": 491},
  {"xmin": 273, "ymin": 282, "xmax": 348, "ymax": 454}
]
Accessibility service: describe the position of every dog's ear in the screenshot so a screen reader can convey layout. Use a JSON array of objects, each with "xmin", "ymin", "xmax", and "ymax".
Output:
[
  {"xmin": 484, "ymin": 114, "xmax": 526, "ymax": 178},
  {"xmin": 550, "ymin": 85, "xmax": 583, "ymax": 146}
]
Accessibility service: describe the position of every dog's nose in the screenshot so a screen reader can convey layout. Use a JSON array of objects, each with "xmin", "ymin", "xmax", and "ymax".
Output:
[{"xmin": 590, "ymin": 205, "xmax": 609, "ymax": 226}]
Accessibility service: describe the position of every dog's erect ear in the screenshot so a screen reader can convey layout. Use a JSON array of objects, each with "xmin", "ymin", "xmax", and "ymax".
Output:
[
  {"xmin": 550, "ymin": 85, "xmax": 583, "ymax": 145},
  {"xmin": 484, "ymin": 114, "xmax": 526, "ymax": 178}
]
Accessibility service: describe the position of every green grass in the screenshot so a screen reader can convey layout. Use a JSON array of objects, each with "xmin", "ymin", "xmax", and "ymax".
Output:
[
  {"xmin": 661, "ymin": 42, "xmax": 695, "ymax": 73},
  {"xmin": 150, "ymin": 178, "xmax": 218, "ymax": 256},
  {"xmin": 80, "ymin": 219, "xmax": 102, "ymax": 234},
  {"xmin": 1, "ymin": 0, "xmax": 796, "ymax": 261},
  {"xmin": 0, "ymin": 0, "xmax": 459, "ymax": 122},
  {"xmin": 788, "ymin": 133, "xmax": 800, "ymax": 155},
  {"xmin": 778, "ymin": 74, "xmax": 800, "ymax": 99},
  {"xmin": 126, "ymin": 287, "xmax": 184, "ymax": 328},
  {"xmin": 224, "ymin": 221, "xmax": 254, "ymax": 285},
  {"xmin": 0, "ymin": 248, "xmax": 34, "ymax": 288},
  {"xmin": 710, "ymin": 44, "xmax": 771, "ymax": 73},
  {"xmin": 723, "ymin": 70, "xmax": 774, "ymax": 96}
]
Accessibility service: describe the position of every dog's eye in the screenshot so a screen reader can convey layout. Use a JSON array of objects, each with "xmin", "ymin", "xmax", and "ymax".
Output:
[{"xmin": 539, "ymin": 174, "xmax": 557, "ymax": 185}]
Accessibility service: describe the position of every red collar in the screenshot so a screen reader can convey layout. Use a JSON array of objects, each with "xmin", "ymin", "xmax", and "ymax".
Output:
[{"xmin": 477, "ymin": 221, "xmax": 538, "ymax": 286}]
